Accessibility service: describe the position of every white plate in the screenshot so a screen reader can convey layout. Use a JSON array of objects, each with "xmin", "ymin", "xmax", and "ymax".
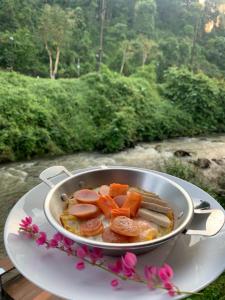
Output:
[{"xmin": 4, "ymin": 169, "xmax": 225, "ymax": 300}]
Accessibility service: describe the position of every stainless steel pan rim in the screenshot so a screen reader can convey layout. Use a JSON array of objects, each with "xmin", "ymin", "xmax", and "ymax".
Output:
[{"xmin": 43, "ymin": 166, "xmax": 194, "ymax": 250}]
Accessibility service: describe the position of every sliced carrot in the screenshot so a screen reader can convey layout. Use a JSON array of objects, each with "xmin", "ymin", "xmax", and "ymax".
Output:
[
  {"xmin": 114, "ymin": 195, "xmax": 127, "ymax": 207},
  {"xmin": 96, "ymin": 195, "xmax": 119, "ymax": 218},
  {"xmin": 99, "ymin": 185, "xmax": 110, "ymax": 196},
  {"xmin": 109, "ymin": 183, "xmax": 129, "ymax": 198},
  {"xmin": 111, "ymin": 208, "xmax": 130, "ymax": 219},
  {"xmin": 80, "ymin": 218, "xmax": 103, "ymax": 237},
  {"xmin": 74, "ymin": 189, "xmax": 100, "ymax": 204},
  {"xmin": 122, "ymin": 191, "xmax": 142, "ymax": 217}
]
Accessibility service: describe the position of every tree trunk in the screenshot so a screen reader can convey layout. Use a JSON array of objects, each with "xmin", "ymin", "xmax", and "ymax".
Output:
[
  {"xmin": 52, "ymin": 47, "xmax": 60, "ymax": 79},
  {"xmin": 189, "ymin": 21, "xmax": 199, "ymax": 69},
  {"xmin": 120, "ymin": 51, "xmax": 126, "ymax": 74},
  {"xmin": 142, "ymin": 51, "xmax": 147, "ymax": 66},
  {"xmin": 189, "ymin": 10, "xmax": 203, "ymax": 70},
  {"xmin": 45, "ymin": 44, "xmax": 54, "ymax": 79},
  {"xmin": 97, "ymin": 0, "xmax": 106, "ymax": 71}
]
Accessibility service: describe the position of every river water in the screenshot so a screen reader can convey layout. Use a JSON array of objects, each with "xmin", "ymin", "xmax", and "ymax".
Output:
[{"xmin": 1, "ymin": 135, "xmax": 225, "ymax": 257}]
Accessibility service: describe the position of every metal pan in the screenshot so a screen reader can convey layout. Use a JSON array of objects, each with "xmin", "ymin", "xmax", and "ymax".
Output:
[{"xmin": 40, "ymin": 166, "xmax": 225, "ymax": 255}]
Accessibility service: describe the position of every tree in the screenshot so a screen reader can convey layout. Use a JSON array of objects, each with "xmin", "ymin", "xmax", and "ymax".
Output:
[
  {"xmin": 134, "ymin": 0, "xmax": 156, "ymax": 38},
  {"xmin": 0, "ymin": 0, "xmax": 18, "ymax": 31},
  {"xmin": 0, "ymin": 28, "xmax": 39, "ymax": 74},
  {"xmin": 0, "ymin": 0, "xmax": 40, "ymax": 31},
  {"xmin": 205, "ymin": 36, "xmax": 225, "ymax": 71},
  {"xmin": 189, "ymin": 0, "xmax": 225, "ymax": 70},
  {"xmin": 97, "ymin": 0, "xmax": 107, "ymax": 71},
  {"xmin": 120, "ymin": 40, "xmax": 134, "ymax": 74},
  {"xmin": 137, "ymin": 35, "xmax": 157, "ymax": 66},
  {"xmin": 39, "ymin": 4, "xmax": 74, "ymax": 79},
  {"xmin": 189, "ymin": 7, "xmax": 203, "ymax": 69}
]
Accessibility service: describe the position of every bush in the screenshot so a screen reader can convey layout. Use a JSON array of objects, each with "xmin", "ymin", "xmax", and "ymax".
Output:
[
  {"xmin": 0, "ymin": 66, "xmax": 224, "ymax": 162},
  {"xmin": 163, "ymin": 67, "xmax": 225, "ymax": 133}
]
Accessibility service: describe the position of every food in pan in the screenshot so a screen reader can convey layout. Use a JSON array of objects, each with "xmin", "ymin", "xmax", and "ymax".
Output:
[{"xmin": 60, "ymin": 183, "xmax": 174, "ymax": 243}]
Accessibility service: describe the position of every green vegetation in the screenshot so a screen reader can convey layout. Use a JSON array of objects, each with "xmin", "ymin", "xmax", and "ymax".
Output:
[
  {"xmin": 0, "ymin": 1, "xmax": 225, "ymax": 79},
  {"xmin": 0, "ymin": 66, "xmax": 224, "ymax": 162},
  {"xmin": 0, "ymin": 0, "xmax": 224, "ymax": 162},
  {"xmin": 163, "ymin": 68, "xmax": 225, "ymax": 133},
  {"xmin": 159, "ymin": 158, "xmax": 217, "ymax": 199},
  {"xmin": 159, "ymin": 159, "xmax": 225, "ymax": 300}
]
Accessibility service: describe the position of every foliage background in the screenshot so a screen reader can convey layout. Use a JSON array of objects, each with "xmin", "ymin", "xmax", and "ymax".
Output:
[
  {"xmin": 0, "ymin": 0, "xmax": 225, "ymax": 162},
  {"xmin": 0, "ymin": 66, "xmax": 225, "ymax": 162}
]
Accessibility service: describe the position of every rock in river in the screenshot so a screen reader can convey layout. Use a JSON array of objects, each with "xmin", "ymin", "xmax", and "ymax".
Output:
[
  {"xmin": 174, "ymin": 150, "xmax": 191, "ymax": 157},
  {"xmin": 194, "ymin": 158, "xmax": 211, "ymax": 169}
]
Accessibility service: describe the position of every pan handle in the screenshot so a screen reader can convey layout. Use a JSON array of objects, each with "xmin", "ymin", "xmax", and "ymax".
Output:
[
  {"xmin": 185, "ymin": 209, "xmax": 225, "ymax": 236},
  {"xmin": 39, "ymin": 166, "xmax": 73, "ymax": 188}
]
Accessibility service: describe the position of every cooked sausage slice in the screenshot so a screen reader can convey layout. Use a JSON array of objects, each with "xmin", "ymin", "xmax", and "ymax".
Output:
[
  {"xmin": 99, "ymin": 185, "xmax": 110, "ymax": 196},
  {"xmin": 68, "ymin": 204, "xmax": 99, "ymax": 220},
  {"xmin": 74, "ymin": 189, "xmax": 100, "ymax": 204},
  {"xmin": 80, "ymin": 218, "xmax": 103, "ymax": 237},
  {"xmin": 133, "ymin": 218, "xmax": 159, "ymax": 231},
  {"xmin": 110, "ymin": 216, "xmax": 139, "ymax": 237},
  {"xmin": 102, "ymin": 227, "xmax": 129, "ymax": 243}
]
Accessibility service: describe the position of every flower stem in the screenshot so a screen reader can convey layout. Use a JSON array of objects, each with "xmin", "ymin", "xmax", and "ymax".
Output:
[{"xmin": 19, "ymin": 227, "xmax": 202, "ymax": 296}]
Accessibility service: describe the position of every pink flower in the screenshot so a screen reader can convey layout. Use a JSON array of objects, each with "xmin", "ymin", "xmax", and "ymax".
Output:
[
  {"xmin": 36, "ymin": 232, "xmax": 47, "ymax": 245},
  {"xmin": 63, "ymin": 236, "xmax": 74, "ymax": 248},
  {"xmin": 76, "ymin": 260, "xmax": 85, "ymax": 270},
  {"xmin": 111, "ymin": 279, "xmax": 119, "ymax": 288},
  {"xmin": 158, "ymin": 264, "xmax": 174, "ymax": 282},
  {"xmin": 163, "ymin": 264, "xmax": 174, "ymax": 279},
  {"xmin": 49, "ymin": 239, "xmax": 58, "ymax": 248},
  {"xmin": 123, "ymin": 252, "xmax": 137, "ymax": 268},
  {"xmin": 147, "ymin": 280, "xmax": 154, "ymax": 289},
  {"xmin": 90, "ymin": 248, "xmax": 103, "ymax": 263},
  {"xmin": 122, "ymin": 264, "xmax": 134, "ymax": 277},
  {"xmin": 31, "ymin": 224, "xmax": 39, "ymax": 234},
  {"xmin": 144, "ymin": 266, "xmax": 157, "ymax": 280},
  {"xmin": 144, "ymin": 266, "xmax": 159, "ymax": 289},
  {"xmin": 121, "ymin": 252, "xmax": 137, "ymax": 278},
  {"xmin": 18, "ymin": 217, "xmax": 180, "ymax": 294},
  {"xmin": 53, "ymin": 232, "xmax": 64, "ymax": 242},
  {"xmin": 66, "ymin": 247, "xmax": 73, "ymax": 256},
  {"xmin": 164, "ymin": 282, "xmax": 176, "ymax": 297},
  {"xmin": 76, "ymin": 246, "xmax": 88, "ymax": 258},
  {"xmin": 25, "ymin": 232, "xmax": 33, "ymax": 239},
  {"xmin": 108, "ymin": 259, "xmax": 122, "ymax": 274},
  {"xmin": 164, "ymin": 281, "xmax": 173, "ymax": 290},
  {"xmin": 168, "ymin": 289, "xmax": 176, "ymax": 297},
  {"xmin": 19, "ymin": 216, "xmax": 32, "ymax": 229}
]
